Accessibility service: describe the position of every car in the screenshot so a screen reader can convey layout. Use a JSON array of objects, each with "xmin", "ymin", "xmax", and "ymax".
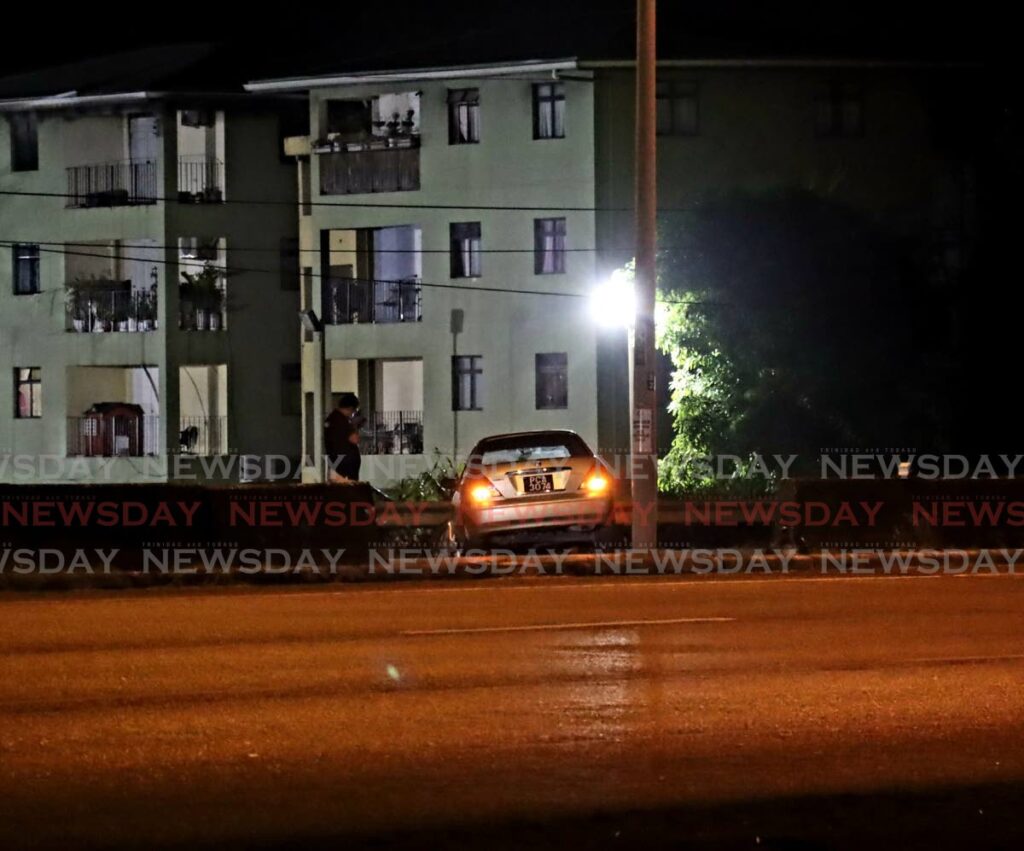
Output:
[{"xmin": 446, "ymin": 429, "xmax": 617, "ymax": 550}]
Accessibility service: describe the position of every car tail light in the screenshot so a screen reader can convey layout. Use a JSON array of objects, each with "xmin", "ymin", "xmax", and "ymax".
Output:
[
  {"xmin": 468, "ymin": 482, "xmax": 500, "ymax": 505},
  {"xmin": 583, "ymin": 469, "xmax": 610, "ymax": 495}
]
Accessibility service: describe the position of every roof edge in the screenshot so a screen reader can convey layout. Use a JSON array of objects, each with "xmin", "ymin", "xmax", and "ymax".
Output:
[{"xmin": 245, "ymin": 58, "xmax": 580, "ymax": 92}]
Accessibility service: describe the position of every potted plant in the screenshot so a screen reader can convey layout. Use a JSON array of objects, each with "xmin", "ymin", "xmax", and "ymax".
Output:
[
  {"xmin": 65, "ymin": 285, "xmax": 87, "ymax": 332},
  {"xmin": 181, "ymin": 265, "xmax": 225, "ymax": 331}
]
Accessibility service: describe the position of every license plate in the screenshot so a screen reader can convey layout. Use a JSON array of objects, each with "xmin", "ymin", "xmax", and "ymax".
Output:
[{"xmin": 522, "ymin": 474, "xmax": 553, "ymax": 494}]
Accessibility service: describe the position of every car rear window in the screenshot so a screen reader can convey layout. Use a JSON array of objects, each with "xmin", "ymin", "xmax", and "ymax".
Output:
[{"xmin": 472, "ymin": 433, "xmax": 592, "ymax": 467}]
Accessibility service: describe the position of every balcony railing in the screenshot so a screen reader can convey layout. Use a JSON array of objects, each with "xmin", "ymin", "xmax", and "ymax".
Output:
[
  {"xmin": 324, "ymin": 277, "xmax": 421, "ymax": 325},
  {"xmin": 318, "ymin": 137, "xmax": 420, "ymax": 195},
  {"xmin": 177, "ymin": 155, "xmax": 224, "ymax": 202},
  {"xmin": 176, "ymin": 416, "xmax": 228, "ymax": 455},
  {"xmin": 67, "ymin": 415, "xmax": 161, "ymax": 457},
  {"xmin": 66, "ymin": 161, "xmax": 157, "ymax": 207},
  {"xmin": 66, "ymin": 284, "xmax": 158, "ymax": 333},
  {"xmin": 360, "ymin": 410, "xmax": 424, "ymax": 455},
  {"xmin": 178, "ymin": 295, "xmax": 227, "ymax": 331}
]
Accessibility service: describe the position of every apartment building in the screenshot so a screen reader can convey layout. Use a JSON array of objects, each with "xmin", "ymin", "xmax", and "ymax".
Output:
[
  {"xmin": 249, "ymin": 57, "xmax": 974, "ymax": 486},
  {"xmin": 0, "ymin": 59, "xmax": 301, "ymax": 483}
]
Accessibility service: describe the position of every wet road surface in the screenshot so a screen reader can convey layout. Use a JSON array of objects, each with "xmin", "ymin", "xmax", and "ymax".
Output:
[{"xmin": 2, "ymin": 572, "xmax": 1024, "ymax": 849}]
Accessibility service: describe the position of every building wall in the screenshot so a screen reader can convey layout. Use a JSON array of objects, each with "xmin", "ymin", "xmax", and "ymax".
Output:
[
  {"xmin": 590, "ymin": 65, "xmax": 974, "ymax": 458},
  {"xmin": 0, "ymin": 102, "xmax": 300, "ymax": 482},
  {"xmin": 302, "ymin": 75, "xmax": 599, "ymax": 485}
]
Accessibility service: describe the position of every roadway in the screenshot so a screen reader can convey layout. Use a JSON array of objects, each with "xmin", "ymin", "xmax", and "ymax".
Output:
[{"xmin": 2, "ymin": 572, "xmax": 1023, "ymax": 848}]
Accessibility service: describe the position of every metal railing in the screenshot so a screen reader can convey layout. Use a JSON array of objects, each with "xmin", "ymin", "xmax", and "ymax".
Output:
[
  {"xmin": 360, "ymin": 410, "xmax": 424, "ymax": 455},
  {"xmin": 324, "ymin": 277, "xmax": 422, "ymax": 324},
  {"xmin": 66, "ymin": 161, "xmax": 158, "ymax": 207},
  {"xmin": 66, "ymin": 286, "xmax": 157, "ymax": 332},
  {"xmin": 176, "ymin": 416, "xmax": 228, "ymax": 455},
  {"xmin": 178, "ymin": 296, "xmax": 227, "ymax": 331},
  {"xmin": 177, "ymin": 155, "xmax": 224, "ymax": 201},
  {"xmin": 67, "ymin": 415, "xmax": 161, "ymax": 457},
  {"xmin": 318, "ymin": 138, "xmax": 420, "ymax": 195}
]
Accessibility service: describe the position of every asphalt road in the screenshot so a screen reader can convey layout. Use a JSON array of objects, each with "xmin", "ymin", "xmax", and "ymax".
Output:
[{"xmin": 2, "ymin": 573, "xmax": 1024, "ymax": 849}]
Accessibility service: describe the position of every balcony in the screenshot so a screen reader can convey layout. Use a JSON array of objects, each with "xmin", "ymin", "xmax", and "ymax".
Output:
[
  {"xmin": 177, "ymin": 416, "xmax": 228, "ymax": 455},
  {"xmin": 323, "ymin": 276, "xmax": 419, "ymax": 325},
  {"xmin": 360, "ymin": 410, "xmax": 424, "ymax": 455},
  {"xmin": 67, "ymin": 411, "xmax": 161, "ymax": 457},
  {"xmin": 65, "ymin": 282, "xmax": 158, "ymax": 333},
  {"xmin": 318, "ymin": 137, "xmax": 420, "ymax": 195},
  {"xmin": 66, "ymin": 161, "xmax": 157, "ymax": 208},
  {"xmin": 177, "ymin": 155, "xmax": 224, "ymax": 203},
  {"xmin": 324, "ymin": 277, "xmax": 421, "ymax": 325}
]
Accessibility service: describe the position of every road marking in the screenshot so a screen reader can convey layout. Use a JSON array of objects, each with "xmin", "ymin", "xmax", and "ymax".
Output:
[
  {"xmin": 908, "ymin": 653, "xmax": 1024, "ymax": 666},
  {"xmin": 310, "ymin": 571, "xmax": 1022, "ymax": 597},
  {"xmin": 401, "ymin": 616, "xmax": 735, "ymax": 636}
]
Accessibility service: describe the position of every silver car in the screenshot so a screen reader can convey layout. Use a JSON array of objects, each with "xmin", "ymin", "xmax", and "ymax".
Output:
[{"xmin": 448, "ymin": 429, "xmax": 616, "ymax": 549}]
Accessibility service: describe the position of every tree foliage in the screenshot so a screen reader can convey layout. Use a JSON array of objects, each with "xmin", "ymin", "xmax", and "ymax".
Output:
[{"xmin": 655, "ymin": 190, "xmax": 955, "ymax": 492}]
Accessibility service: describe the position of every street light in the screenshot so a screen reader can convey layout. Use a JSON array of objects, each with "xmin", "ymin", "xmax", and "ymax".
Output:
[{"xmin": 590, "ymin": 269, "xmax": 636, "ymax": 329}]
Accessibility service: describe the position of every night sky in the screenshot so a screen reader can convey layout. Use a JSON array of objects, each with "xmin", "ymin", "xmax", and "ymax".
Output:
[{"xmin": 0, "ymin": 1, "xmax": 1004, "ymax": 81}]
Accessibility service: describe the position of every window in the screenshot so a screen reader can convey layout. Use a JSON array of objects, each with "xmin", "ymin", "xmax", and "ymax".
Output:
[
  {"xmin": 281, "ymin": 363, "xmax": 301, "ymax": 416},
  {"xmin": 533, "ymin": 83, "xmax": 565, "ymax": 139},
  {"xmin": 9, "ymin": 113, "xmax": 38, "ymax": 171},
  {"xmin": 448, "ymin": 89, "xmax": 480, "ymax": 144},
  {"xmin": 816, "ymin": 83, "xmax": 864, "ymax": 137},
  {"xmin": 12, "ymin": 243, "xmax": 40, "ymax": 295},
  {"xmin": 450, "ymin": 222, "xmax": 482, "ymax": 278},
  {"xmin": 656, "ymin": 80, "xmax": 699, "ymax": 136},
  {"xmin": 14, "ymin": 368, "xmax": 41, "ymax": 419},
  {"xmin": 535, "ymin": 353, "xmax": 568, "ymax": 409},
  {"xmin": 534, "ymin": 218, "xmax": 566, "ymax": 274},
  {"xmin": 452, "ymin": 355, "xmax": 483, "ymax": 411},
  {"xmin": 280, "ymin": 237, "xmax": 300, "ymax": 290}
]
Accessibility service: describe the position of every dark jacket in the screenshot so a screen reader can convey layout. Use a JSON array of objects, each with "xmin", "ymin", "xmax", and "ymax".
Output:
[{"xmin": 324, "ymin": 409, "xmax": 354, "ymax": 457}]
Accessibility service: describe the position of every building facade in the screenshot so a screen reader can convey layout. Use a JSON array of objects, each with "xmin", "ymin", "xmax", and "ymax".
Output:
[
  {"xmin": 0, "ymin": 92, "xmax": 300, "ymax": 483},
  {"xmin": 250, "ymin": 58, "xmax": 972, "ymax": 486}
]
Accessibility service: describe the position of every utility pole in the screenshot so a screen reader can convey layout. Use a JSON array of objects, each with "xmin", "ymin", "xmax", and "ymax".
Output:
[{"xmin": 631, "ymin": 0, "xmax": 658, "ymax": 550}]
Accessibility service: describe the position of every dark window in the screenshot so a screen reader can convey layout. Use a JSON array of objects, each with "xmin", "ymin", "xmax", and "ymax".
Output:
[
  {"xmin": 448, "ymin": 88, "xmax": 480, "ymax": 144},
  {"xmin": 656, "ymin": 80, "xmax": 699, "ymax": 136},
  {"xmin": 450, "ymin": 222, "xmax": 482, "ymax": 278},
  {"xmin": 326, "ymin": 99, "xmax": 371, "ymax": 137},
  {"xmin": 280, "ymin": 237, "xmax": 300, "ymax": 290},
  {"xmin": 14, "ymin": 367, "xmax": 41, "ymax": 419},
  {"xmin": 280, "ymin": 363, "xmax": 301, "ymax": 416},
  {"xmin": 9, "ymin": 113, "xmax": 38, "ymax": 171},
  {"xmin": 452, "ymin": 355, "xmax": 483, "ymax": 411},
  {"xmin": 816, "ymin": 83, "xmax": 864, "ymax": 137},
  {"xmin": 533, "ymin": 83, "xmax": 565, "ymax": 139},
  {"xmin": 535, "ymin": 353, "xmax": 568, "ymax": 409},
  {"xmin": 12, "ymin": 243, "xmax": 40, "ymax": 295},
  {"xmin": 534, "ymin": 218, "xmax": 566, "ymax": 274}
]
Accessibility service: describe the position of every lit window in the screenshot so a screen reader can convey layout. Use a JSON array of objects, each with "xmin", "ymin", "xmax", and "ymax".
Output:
[
  {"xmin": 533, "ymin": 83, "xmax": 565, "ymax": 139},
  {"xmin": 14, "ymin": 367, "xmax": 41, "ymax": 419},
  {"xmin": 448, "ymin": 89, "xmax": 480, "ymax": 144},
  {"xmin": 534, "ymin": 218, "xmax": 566, "ymax": 274}
]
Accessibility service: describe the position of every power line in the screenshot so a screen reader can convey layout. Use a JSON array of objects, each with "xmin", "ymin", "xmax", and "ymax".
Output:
[
  {"xmin": 0, "ymin": 187, "xmax": 697, "ymax": 214},
  {"xmin": 16, "ymin": 238, "xmax": 612, "ymax": 255},
  {"xmin": 0, "ymin": 240, "xmax": 712, "ymax": 306}
]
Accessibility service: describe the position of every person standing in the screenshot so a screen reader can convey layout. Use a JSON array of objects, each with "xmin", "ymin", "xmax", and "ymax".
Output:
[{"xmin": 324, "ymin": 393, "xmax": 360, "ymax": 482}]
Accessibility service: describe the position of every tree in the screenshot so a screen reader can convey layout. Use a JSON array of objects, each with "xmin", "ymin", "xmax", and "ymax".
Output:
[{"xmin": 655, "ymin": 189, "xmax": 956, "ymax": 492}]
